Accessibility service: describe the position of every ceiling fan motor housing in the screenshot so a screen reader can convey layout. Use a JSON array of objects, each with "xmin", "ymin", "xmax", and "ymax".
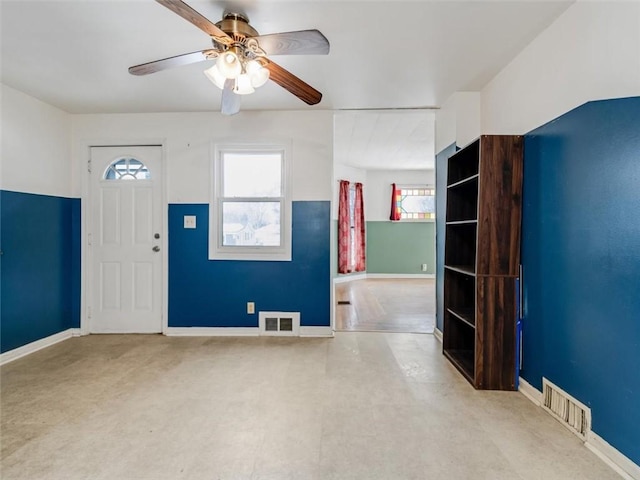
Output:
[{"xmin": 216, "ymin": 13, "xmax": 258, "ymax": 41}]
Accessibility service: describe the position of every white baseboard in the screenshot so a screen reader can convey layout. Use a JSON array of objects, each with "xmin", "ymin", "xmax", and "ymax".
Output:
[
  {"xmin": 333, "ymin": 273, "xmax": 367, "ymax": 284},
  {"xmin": 299, "ymin": 326, "xmax": 334, "ymax": 337},
  {"xmin": 433, "ymin": 327, "xmax": 443, "ymax": 343},
  {"xmin": 586, "ymin": 432, "xmax": 640, "ymax": 480},
  {"xmin": 0, "ymin": 328, "xmax": 81, "ymax": 366},
  {"xmin": 334, "ymin": 273, "xmax": 434, "ymax": 284},
  {"xmin": 518, "ymin": 376, "xmax": 543, "ymax": 405},
  {"xmin": 165, "ymin": 327, "xmax": 259, "ymax": 336},
  {"xmin": 519, "ymin": 376, "xmax": 640, "ymax": 479},
  {"xmin": 366, "ymin": 273, "xmax": 435, "ymax": 279},
  {"xmin": 164, "ymin": 326, "xmax": 333, "ymax": 338}
]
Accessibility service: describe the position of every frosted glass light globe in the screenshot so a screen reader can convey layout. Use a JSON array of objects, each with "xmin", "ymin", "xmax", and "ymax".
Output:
[
  {"xmin": 203, "ymin": 64, "xmax": 226, "ymax": 89},
  {"xmin": 216, "ymin": 51, "xmax": 241, "ymax": 79},
  {"xmin": 233, "ymin": 73, "xmax": 255, "ymax": 95},
  {"xmin": 246, "ymin": 60, "xmax": 270, "ymax": 88}
]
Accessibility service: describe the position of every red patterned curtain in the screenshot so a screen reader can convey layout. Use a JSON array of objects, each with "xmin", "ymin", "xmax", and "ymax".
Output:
[
  {"xmin": 390, "ymin": 183, "xmax": 401, "ymax": 221},
  {"xmin": 353, "ymin": 182, "xmax": 366, "ymax": 272},
  {"xmin": 338, "ymin": 180, "xmax": 351, "ymax": 274}
]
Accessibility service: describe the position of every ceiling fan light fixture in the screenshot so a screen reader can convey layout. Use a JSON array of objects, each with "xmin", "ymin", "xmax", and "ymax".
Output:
[
  {"xmin": 217, "ymin": 51, "xmax": 241, "ymax": 78},
  {"xmin": 129, "ymin": 3, "xmax": 329, "ymax": 113},
  {"xmin": 203, "ymin": 64, "xmax": 226, "ymax": 89},
  {"xmin": 246, "ymin": 60, "xmax": 270, "ymax": 88},
  {"xmin": 233, "ymin": 73, "xmax": 255, "ymax": 95}
]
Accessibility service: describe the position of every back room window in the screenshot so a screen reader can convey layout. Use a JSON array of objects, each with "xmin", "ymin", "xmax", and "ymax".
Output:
[{"xmin": 397, "ymin": 186, "xmax": 435, "ymax": 220}]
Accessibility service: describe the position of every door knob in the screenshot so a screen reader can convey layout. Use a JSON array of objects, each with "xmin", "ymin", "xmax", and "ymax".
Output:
[{"xmin": 152, "ymin": 246, "xmax": 160, "ymax": 252}]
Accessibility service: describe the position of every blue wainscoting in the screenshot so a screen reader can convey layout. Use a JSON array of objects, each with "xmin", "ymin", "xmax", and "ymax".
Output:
[
  {"xmin": 521, "ymin": 97, "xmax": 640, "ymax": 465},
  {"xmin": 0, "ymin": 190, "xmax": 81, "ymax": 353},
  {"xmin": 169, "ymin": 201, "xmax": 331, "ymax": 328}
]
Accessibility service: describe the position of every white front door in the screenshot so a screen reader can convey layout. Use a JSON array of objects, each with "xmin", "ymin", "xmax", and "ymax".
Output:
[{"xmin": 89, "ymin": 146, "xmax": 163, "ymax": 333}]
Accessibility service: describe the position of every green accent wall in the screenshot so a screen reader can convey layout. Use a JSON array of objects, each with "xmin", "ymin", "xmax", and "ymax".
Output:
[{"xmin": 366, "ymin": 221, "xmax": 435, "ymax": 274}]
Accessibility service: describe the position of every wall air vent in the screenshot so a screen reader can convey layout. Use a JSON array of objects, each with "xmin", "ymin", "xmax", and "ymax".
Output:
[
  {"xmin": 259, "ymin": 312, "xmax": 300, "ymax": 336},
  {"xmin": 542, "ymin": 378, "xmax": 591, "ymax": 440}
]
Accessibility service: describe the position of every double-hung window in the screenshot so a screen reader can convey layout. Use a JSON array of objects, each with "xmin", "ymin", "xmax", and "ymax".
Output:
[{"xmin": 209, "ymin": 143, "xmax": 291, "ymax": 261}]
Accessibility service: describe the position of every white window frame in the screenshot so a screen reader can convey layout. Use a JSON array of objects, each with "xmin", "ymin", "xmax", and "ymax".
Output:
[{"xmin": 209, "ymin": 141, "xmax": 292, "ymax": 261}]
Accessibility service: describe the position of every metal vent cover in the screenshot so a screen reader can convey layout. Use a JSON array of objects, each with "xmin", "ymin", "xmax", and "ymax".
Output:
[
  {"xmin": 542, "ymin": 378, "xmax": 591, "ymax": 439},
  {"xmin": 259, "ymin": 312, "xmax": 300, "ymax": 336},
  {"xmin": 265, "ymin": 317, "xmax": 278, "ymax": 331}
]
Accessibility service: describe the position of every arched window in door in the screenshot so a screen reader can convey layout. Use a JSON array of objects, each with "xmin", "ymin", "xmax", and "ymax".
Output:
[{"xmin": 104, "ymin": 158, "xmax": 151, "ymax": 180}]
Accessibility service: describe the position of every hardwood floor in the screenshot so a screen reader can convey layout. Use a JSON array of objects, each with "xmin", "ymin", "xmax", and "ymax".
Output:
[{"xmin": 335, "ymin": 278, "xmax": 435, "ymax": 333}]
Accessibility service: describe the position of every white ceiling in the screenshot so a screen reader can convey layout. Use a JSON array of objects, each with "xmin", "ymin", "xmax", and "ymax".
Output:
[
  {"xmin": 1, "ymin": 0, "xmax": 573, "ymax": 169},
  {"xmin": 334, "ymin": 110, "xmax": 435, "ymax": 170}
]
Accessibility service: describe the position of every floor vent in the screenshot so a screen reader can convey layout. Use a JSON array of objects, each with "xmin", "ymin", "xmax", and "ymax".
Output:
[
  {"xmin": 542, "ymin": 378, "xmax": 591, "ymax": 439},
  {"xmin": 259, "ymin": 312, "xmax": 300, "ymax": 336}
]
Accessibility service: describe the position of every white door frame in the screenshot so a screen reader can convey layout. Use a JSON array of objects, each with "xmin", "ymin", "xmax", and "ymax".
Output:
[{"xmin": 80, "ymin": 140, "xmax": 168, "ymax": 335}]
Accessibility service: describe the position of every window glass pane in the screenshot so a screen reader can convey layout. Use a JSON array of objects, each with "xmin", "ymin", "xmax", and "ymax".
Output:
[
  {"xmin": 222, "ymin": 201, "xmax": 281, "ymax": 246},
  {"xmin": 397, "ymin": 186, "xmax": 436, "ymax": 219},
  {"xmin": 348, "ymin": 186, "xmax": 356, "ymax": 268},
  {"xmin": 223, "ymin": 153, "xmax": 282, "ymax": 197},
  {"xmin": 104, "ymin": 158, "xmax": 150, "ymax": 180},
  {"xmin": 402, "ymin": 195, "xmax": 435, "ymax": 214}
]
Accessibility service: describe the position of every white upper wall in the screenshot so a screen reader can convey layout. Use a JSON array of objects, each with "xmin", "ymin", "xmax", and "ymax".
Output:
[
  {"xmin": 482, "ymin": 1, "xmax": 640, "ymax": 134},
  {"xmin": 435, "ymin": 92, "xmax": 481, "ymax": 153},
  {"xmin": 332, "ymin": 164, "xmax": 435, "ymax": 221},
  {"xmin": 1, "ymin": 83, "xmax": 72, "ymax": 197},
  {"xmin": 365, "ymin": 169, "xmax": 435, "ymax": 222},
  {"xmin": 332, "ymin": 163, "xmax": 367, "ymax": 220},
  {"xmin": 71, "ymin": 110, "xmax": 333, "ymax": 202}
]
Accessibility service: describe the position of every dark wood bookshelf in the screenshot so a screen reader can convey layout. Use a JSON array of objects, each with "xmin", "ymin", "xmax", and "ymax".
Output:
[
  {"xmin": 446, "ymin": 219, "xmax": 478, "ymax": 225},
  {"xmin": 444, "ymin": 265, "xmax": 476, "ymax": 276},
  {"xmin": 445, "ymin": 177, "xmax": 478, "ymax": 223},
  {"xmin": 447, "ymin": 140, "xmax": 479, "ymax": 184},
  {"xmin": 447, "ymin": 308, "xmax": 475, "ymax": 328},
  {"xmin": 442, "ymin": 135, "xmax": 523, "ymax": 391},
  {"xmin": 444, "ymin": 349, "xmax": 476, "ymax": 384},
  {"xmin": 447, "ymin": 173, "xmax": 479, "ymax": 189}
]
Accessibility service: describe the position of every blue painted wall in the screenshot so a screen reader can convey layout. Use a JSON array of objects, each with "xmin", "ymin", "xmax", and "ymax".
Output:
[
  {"xmin": 521, "ymin": 97, "xmax": 640, "ymax": 464},
  {"xmin": 0, "ymin": 191, "xmax": 81, "ymax": 353},
  {"xmin": 169, "ymin": 201, "xmax": 331, "ymax": 328},
  {"xmin": 435, "ymin": 143, "xmax": 457, "ymax": 332}
]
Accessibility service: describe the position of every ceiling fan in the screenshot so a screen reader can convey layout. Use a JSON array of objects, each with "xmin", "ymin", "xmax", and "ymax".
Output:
[{"xmin": 129, "ymin": 0, "xmax": 330, "ymax": 115}]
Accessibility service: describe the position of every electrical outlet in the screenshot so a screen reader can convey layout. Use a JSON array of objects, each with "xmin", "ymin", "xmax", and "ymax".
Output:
[
  {"xmin": 247, "ymin": 302, "xmax": 255, "ymax": 314},
  {"xmin": 421, "ymin": 263, "xmax": 428, "ymax": 272},
  {"xmin": 184, "ymin": 215, "xmax": 196, "ymax": 229}
]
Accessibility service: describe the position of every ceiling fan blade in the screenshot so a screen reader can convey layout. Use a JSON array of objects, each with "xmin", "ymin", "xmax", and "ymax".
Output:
[
  {"xmin": 129, "ymin": 49, "xmax": 217, "ymax": 76},
  {"xmin": 262, "ymin": 59, "xmax": 322, "ymax": 106},
  {"xmin": 252, "ymin": 30, "xmax": 330, "ymax": 56},
  {"xmin": 221, "ymin": 79, "xmax": 241, "ymax": 115},
  {"xmin": 155, "ymin": 0, "xmax": 232, "ymax": 45}
]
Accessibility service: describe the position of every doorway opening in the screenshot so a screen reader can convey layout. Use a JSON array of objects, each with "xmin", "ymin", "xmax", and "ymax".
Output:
[{"xmin": 335, "ymin": 278, "xmax": 435, "ymax": 333}]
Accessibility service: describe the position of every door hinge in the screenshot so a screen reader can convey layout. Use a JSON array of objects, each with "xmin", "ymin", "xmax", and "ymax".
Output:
[
  {"xmin": 87, "ymin": 159, "xmax": 92, "ymax": 173},
  {"xmin": 87, "ymin": 233, "xmax": 92, "ymax": 246},
  {"xmin": 87, "ymin": 306, "xmax": 92, "ymax": 319}
]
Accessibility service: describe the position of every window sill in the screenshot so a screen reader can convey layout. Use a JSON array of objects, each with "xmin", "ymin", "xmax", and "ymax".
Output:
[
  {"xmin": 389, "ymin": 219, "xmax": 436, "ymax": 223},
  {"xmin": 210, "ymin": 250, "xmax": 291, "ymax": 262}
]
